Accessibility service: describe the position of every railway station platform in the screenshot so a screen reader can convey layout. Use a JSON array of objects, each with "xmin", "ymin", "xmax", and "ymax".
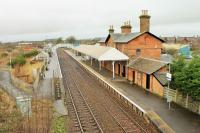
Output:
[{"xmin": 64, "ymin": 49, "xmax": 200, "ymax": 133}]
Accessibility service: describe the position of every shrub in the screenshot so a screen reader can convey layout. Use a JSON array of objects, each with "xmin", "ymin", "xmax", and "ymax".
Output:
[
  {"xmin": 171, "ymin": 56, "xmax": 200, "ymax": 101},
  {"xmin": 23, "ymin": 50, "xmax": 39, "ymax": 58},
  {"xmin": 52, "ymin": 116, "xmax": 66, "ymax": 133},
  {"xmin": 8, "ymin": 59, "xmax": 17, "ymax": 68},
  {"xmin": 7, "ymin": 54, "xmax": 26, "ymax": 68},
  {"xmin": 1, "ymin": 53, "xmax": 8, "ymax": 58},
  {"xmin": 16, "ymin": 55, "xmax": 26, "ymax": 66}
]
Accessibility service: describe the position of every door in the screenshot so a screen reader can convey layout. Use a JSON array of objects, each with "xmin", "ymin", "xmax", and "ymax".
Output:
[
  {"xmin": 146, "ymin": 74, "xmax": 150, "ymax": 90},
  {"xmin": 122, "ymin": 65, "xmax": 126, "ymax": 77},
  {"xmin": 118, "ymin": 64, "xmax": 120, "ymax": 75},
  {"xmin": 132, "ymin": 71, "xmax": 135, "ymax": 83}
]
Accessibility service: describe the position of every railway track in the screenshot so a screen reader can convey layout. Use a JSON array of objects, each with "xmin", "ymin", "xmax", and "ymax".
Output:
[
  {"xmin": 58, "ymin": 51, "xmax": 103, "ymax": 133},
  {"xmin": 57, "ymin": 48, "xmax": 158, "ymax": 133},
  {"xmin": 61, "ymin": 50, "xmax": 147, "ymax": 133}
]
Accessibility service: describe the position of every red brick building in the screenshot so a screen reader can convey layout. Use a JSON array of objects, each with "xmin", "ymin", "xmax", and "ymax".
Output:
[{"xmin": 100, "ymin": 10, "xmax": 168, "ymax": 96}]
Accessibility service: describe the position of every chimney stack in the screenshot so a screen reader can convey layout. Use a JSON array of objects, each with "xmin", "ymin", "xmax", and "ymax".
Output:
[
  {"xmin": 139, "ymin": 10, "xmax": 151, "ymax": 33},
  {"xmin": 109, "ymin": 25, "xmax": 114, "ymax": 34},
  {"xmin": 121, "ymin": 21, "xmax": 132, "ymax": 34}
]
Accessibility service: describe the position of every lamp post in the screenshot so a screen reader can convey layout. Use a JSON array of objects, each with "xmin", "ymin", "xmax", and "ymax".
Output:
[{"xmin": 166, "ymin": 64, "xmax": 172, "ymax": 110}]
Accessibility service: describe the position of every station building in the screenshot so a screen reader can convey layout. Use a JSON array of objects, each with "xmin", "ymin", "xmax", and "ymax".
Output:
[
  {"xmin": 74, "ymin": 10, "xmax": 169, "ymax": 96},
  {"xmin": 99, "ymin": 10, "xmax": 168, "ymax": 96}
]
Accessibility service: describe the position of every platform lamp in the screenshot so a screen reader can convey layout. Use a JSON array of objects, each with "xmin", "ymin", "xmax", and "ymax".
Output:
[{"xmin": 166, "ymin": 63, "xmax": 172, "ymax": 110}]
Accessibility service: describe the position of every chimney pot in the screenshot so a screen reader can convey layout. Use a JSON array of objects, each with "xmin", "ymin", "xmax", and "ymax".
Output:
[
  {"xmin": 121, "ymin": 21, "xmax": 132, "ymax": 33},
  {"xmin": 140, "ymin": 10, "xmax": 151, "ymax": 32},
  {"xmin": 109, "ymin": 25, "xmax": 114, "ymax": 34}
]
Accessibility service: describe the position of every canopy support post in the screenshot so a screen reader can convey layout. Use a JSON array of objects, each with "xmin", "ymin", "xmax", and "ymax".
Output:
[
  {"xmin": 112, "ymin": 61, "xmax": 115, "ymax": 79},
  {"xmin": 99, "ymin": 61, "xmax": 101, "ymax": 71},
  {"xmin": 90, "ymin": 57, "xmax": 93, "ymax": 66},
  {"xmin": 126, "ymin": 61, "xmax": 128, "ymax": 78}
]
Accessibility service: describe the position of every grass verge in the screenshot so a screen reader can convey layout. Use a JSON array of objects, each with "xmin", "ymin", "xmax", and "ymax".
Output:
[{"xmin": 52, "ymin": 116, "xmax": 67, "ymax": 133}]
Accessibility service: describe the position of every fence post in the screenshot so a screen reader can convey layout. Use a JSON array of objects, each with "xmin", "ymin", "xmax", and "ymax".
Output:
[
  {"xmin": 199, "ymin": 104, "xmax": 200, "ymax": 115},
  {"xmin": 186, "ymin": 94, "xmax": 189, "ymax": 108},
  {"xmin": 175, "ymin": 89, "xmax": 178, "ymax": 102}
]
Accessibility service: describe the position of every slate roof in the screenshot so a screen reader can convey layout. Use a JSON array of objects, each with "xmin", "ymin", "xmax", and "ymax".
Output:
[
  {"xmin": 110, "ymin": 32, "xmax": 141, "ymax": 43},
  {"xmin": 128, "ymin": 57, "xmax": 168, "ymax": 74},
  {"xmin": 105, "ymin": 31, "xmax": 164, "ymax": 43},
  {"xmin": 160, "ymin": 54, "xmax": 173, "ymax": 64},
  {"xmin": 154, "ymin": 72, "xmax": 168, "ymax": 86}
]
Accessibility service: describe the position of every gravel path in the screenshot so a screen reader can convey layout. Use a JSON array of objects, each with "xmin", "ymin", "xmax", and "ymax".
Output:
[{"xmin": 0, "ymin": 70, "xmax": 29, "ymax": 99}]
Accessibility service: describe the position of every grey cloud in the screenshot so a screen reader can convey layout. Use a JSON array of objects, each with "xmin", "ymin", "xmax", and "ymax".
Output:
[{"xmin": 0, "ymin": 0, "xmax": 200, "ymax": 42}]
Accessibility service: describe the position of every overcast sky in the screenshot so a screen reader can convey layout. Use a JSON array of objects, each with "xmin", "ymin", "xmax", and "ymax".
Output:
[{"xmin": 0, "ymin": 0, "xmax": 200, "ymax": 42}]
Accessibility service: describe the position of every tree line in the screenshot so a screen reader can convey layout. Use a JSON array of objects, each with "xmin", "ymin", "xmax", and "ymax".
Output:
[{"xmin": 55, "ymin": 36, "xmax": 101, "ymax": 45}]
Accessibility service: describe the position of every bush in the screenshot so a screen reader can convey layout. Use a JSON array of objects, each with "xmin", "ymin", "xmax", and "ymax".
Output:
[
  {"xmin": 52, "ymin": 116, "xmax": 66, "ymax": 133},
  {"xmin": 8, "ymin": 59, "xmax": 17, "ymax": 68},
  {"xmin": 23, "ymin": 50, "xmax": 39, "ymax": 58},
  {"xmin": 171, "ymin": 56, "xmax": 200, "ymax": 101},
  {"xmin": 16, "ymin": 55, "xmax": 26, "ymax": 66},
  {"xmin": 1, "ymin": 53, "xmax": 8, "ymax": 58},
  {"xmin": 7, "ymin": 54, "xmax": 26, "ymax": 68}
]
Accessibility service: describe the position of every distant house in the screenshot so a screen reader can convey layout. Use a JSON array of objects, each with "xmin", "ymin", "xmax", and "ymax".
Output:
[
  {"xmin": 178, "ymin": 45, "xmax": 192, "ymax": 59},
  {"xmin": 32, "ymin": 51, "xmax": 49, "ymax": 63}
]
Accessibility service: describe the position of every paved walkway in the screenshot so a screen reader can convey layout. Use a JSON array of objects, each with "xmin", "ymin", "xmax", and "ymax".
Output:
[
  {"xmin": 36, "ymin": 46, "xmax": 67, "ymax": 115},
  {"xmin": 36, "ymin": 46, "xmax": 62, "ymax": 98},
  {"xmin": 65, "ymin": 49, "xmax": 200, "ymax": 133},
  {"xmin": 0, "ymin": 70, "xmax": 29, "ymax": 98},
  {"xmin": 54, "ymin": 100, "xmax": 68, "ymax": 116},
  {"xmin": 45, "ymin": 46, "xmax": 62, "ymax": 79}
]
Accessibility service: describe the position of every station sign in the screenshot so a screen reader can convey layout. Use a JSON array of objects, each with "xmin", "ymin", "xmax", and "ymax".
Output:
[{"xmin": 166, "ymin": 73, "xmax": 172, "ymax": 81}]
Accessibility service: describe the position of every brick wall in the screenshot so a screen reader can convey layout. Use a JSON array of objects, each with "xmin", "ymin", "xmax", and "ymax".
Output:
[
  {"xmin": 107, "ymin": 37, "xmax": 116, "ymax": 48},
  {"xmin": 124, "ymin": 33, "xmax": 162, "ymax": 59},
  {"xmin": 150, "ymin": 75, "xmax": 164, "ymax": 96},
  {"xmin": 127, "ymin": 68, "xmax": 164, "ymax": 97},
  {"xmin": 105, "ymin": 33, "xmax": 162, "ymax": 59}
]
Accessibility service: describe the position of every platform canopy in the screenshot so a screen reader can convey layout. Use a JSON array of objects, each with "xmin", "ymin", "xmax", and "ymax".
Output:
[{"xmin": 72, "ymin": 45, "xmax": 129, "ymax": 61}]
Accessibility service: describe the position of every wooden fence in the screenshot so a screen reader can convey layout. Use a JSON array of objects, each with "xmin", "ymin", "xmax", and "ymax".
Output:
[{"xmin": 164, "ymin": 87, "xmax": 200, "ymax": 115}]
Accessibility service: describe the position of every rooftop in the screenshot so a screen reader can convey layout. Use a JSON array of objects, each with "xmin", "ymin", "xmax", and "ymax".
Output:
[
  {"xmin": 105, "ymin": 31, "xmax": 164, "ymax": 43},
  {"xmin": 128, "ymin": 57, "xmax": 168, "ymax": 74},
  {"xmin": 154, "ymin": 72, "xmax": 168, "ymax": 86},
  {"xmin": 72, "ymin": 45, "xmax": 129, "ymax": 61}
]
